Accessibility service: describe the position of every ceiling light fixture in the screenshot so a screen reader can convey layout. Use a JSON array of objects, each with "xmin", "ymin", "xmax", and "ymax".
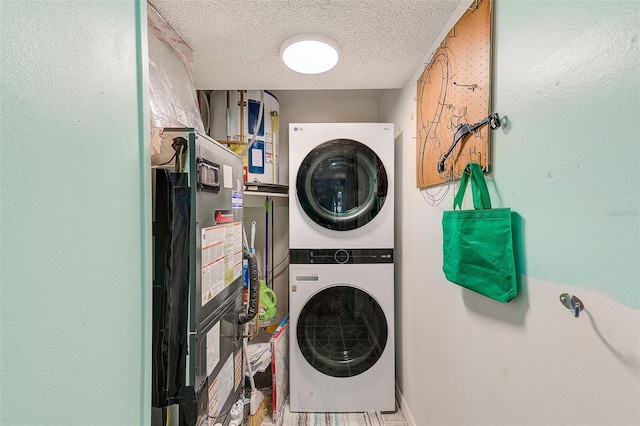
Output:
[{"xmin": 280, "ymin": 33, "xmax": 340, "ymax": 74}]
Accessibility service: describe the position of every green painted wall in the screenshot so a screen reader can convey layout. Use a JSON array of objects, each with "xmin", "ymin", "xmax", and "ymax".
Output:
[
  {"xmin": 382, "ymin": 2, "xmax": 639, "ymax": 423},
  {"xmin": 0, "ymin": 1, "xmax": 151, "ymax": 424},
  {"xmin": 492, "ymin": 0, "xmax": 639, "ymax": 309}
]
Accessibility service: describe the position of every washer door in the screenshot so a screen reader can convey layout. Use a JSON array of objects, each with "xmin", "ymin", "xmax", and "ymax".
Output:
[
  {"xmin": 296, "ymin": 139, "xmax": 388, "ymax": 231},
  {"xmin": 296, "ymin": 285, "xmax": 388, "ymax": 377}
]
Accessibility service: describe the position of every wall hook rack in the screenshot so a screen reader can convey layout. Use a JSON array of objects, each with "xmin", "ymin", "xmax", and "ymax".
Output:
[
  {"xmin": 559, "ymin": 293, "xmax": 584, "ymax": 318},
  {"xmin": 437, "ymin": 113, "xmax": 501, "ymax": 173},
  {"xmin": 453, "ymin": 81, "xmax": 478, "ymax": 91}
]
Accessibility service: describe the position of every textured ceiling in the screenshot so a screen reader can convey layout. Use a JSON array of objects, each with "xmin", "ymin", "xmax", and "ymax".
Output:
[{"xmin": 148, "ymin": 0, "xmax": 466, "ymax": 90}]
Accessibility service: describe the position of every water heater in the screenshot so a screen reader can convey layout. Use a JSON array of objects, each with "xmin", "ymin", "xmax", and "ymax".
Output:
[{"xmin": 209, "ymin": 90, "xmax": 280, "ymax": 185}]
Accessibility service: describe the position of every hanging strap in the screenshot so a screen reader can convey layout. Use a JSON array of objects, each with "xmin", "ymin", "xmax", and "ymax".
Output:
[{"xmin": 453, "ymin": 162, "xmax": 492, "ymax": 210}]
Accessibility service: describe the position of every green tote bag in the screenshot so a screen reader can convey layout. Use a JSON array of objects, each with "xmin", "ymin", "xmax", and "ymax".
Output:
[{"xmin": 442, "ymin": 162, "xmax": 517, "ymax": 303}]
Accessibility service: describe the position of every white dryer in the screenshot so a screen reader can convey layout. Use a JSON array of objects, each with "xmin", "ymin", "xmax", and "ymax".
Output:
[
  {"xmin": 289, "ymin": 123, "xmax": 394, "ymax": 250},
  {"xmin": 289, "ymin": 256, "xmax": 395, "ymax": 413}
]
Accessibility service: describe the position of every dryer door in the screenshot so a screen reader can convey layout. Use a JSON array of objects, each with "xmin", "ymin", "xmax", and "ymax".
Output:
[
  {"xmin": 296, "ymin": 139, "xmax": 388, "ymax": 231},
  {"xmin": 296, "ymin": 285, "xmax": 388, "ymax": 377}
]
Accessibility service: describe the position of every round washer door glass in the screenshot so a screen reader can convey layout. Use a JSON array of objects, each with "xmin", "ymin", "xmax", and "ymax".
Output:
[
  {"xmin": 296, "ymin": 286, "xmax": 388, "ymax": 377},
  {"xmin": 296, "ymin": 139, "xmax": 388, "ymax": 231}
]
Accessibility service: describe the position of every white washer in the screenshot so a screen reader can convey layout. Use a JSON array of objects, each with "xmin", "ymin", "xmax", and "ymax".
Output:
[
  {"xmin": 289, "ymin": 123, "xmax": 394, "ymax": 249},
  {"xmin": 289, "ymin": 260, "xmax": 395, "ymax": 412}
]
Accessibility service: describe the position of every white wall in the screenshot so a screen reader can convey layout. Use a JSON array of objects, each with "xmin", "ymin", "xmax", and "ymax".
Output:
[{"xmin": 379, "ymin": 0, "xmax": 639, "ymax": 425}]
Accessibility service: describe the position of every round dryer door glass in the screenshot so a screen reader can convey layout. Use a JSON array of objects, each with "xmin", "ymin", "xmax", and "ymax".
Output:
[
  {"xmin": 296, "ymin": 286, "xmax": 388, "ymax": 377},
  {"xmin": 296, "ymin": 139, "xmax": 388, "ymax": 231}
]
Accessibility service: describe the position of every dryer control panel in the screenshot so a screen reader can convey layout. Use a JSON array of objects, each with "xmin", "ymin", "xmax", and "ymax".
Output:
[{"xmin": 290, "ymin": 248, "xmax": 393, "ymax": 264}]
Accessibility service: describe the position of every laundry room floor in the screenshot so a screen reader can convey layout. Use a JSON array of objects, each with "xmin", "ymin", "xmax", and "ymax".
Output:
[{"xmin": 258, "ymin": 399, "xmax": 409, "ymax": 426}]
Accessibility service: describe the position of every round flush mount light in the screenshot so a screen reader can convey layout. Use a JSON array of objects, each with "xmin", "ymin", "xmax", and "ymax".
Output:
[{"xmin": 280, "ymin": 33, "xmax": 340, "ymax": 74}]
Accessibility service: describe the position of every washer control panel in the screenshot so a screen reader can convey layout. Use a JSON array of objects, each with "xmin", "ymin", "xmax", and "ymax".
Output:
[{"xmin": 290, "ymin": 248, "xmax": 393, "ymax": 264}]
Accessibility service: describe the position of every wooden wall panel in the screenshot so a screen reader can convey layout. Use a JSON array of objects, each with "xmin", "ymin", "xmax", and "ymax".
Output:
[{"xmin": 416, "ymin": 0, "xmax": 493, "ymax": 188}]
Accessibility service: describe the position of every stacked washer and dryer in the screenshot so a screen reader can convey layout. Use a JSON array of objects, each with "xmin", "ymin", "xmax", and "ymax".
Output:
[{"xmin": 288, "ymin": 123, "xmax": 395, "ymax": 413}]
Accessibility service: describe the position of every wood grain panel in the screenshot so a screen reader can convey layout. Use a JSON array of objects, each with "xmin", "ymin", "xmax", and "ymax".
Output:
[{"xmin": 416, "ymin": 0, "xmax": 493, "ymax": 188}]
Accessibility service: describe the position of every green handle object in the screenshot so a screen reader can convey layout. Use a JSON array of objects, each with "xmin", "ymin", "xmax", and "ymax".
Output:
[
  {"xmin": 259, "ymin": 280, "xmax": 277, "ymax": 322},
  {"xmin": 261, "ymin": 286, "xmax": 277, "ymax": 305},
  {"xmin": 453, "ymin": 162, "xmax": 492, "ymax": 210}
]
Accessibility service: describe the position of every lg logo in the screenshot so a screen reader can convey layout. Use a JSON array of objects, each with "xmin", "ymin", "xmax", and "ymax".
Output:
[{"xmin": 293, "ymin": 126, "xmax": 303, "ymax": 131}]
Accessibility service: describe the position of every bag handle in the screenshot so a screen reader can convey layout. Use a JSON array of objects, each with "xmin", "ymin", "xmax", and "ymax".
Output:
[{"xmin": 453, "ymin": 163, "xmax": 492, "ymax": 210}]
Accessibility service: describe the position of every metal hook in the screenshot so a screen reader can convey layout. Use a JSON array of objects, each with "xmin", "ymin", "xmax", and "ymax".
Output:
[
  {"xmin": 559, "ymin": 293, "xmax": 584, "ymax": 318},
  {"xmin": 453, "ymin": 81, "xmax": 478, "ymax": 91},
  {"xmin": 436, "ymin": 113, "xmax": 501, "ymax": 173}
]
